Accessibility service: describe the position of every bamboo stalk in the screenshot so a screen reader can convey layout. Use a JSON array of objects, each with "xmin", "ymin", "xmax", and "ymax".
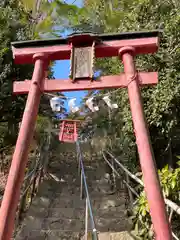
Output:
[
  {"xmin": 106, "ymin": 151, "xmax": 143, "ymax": 185},
  {"xmin": 169, "ymin": 208, "xmax": 174, "ymax": 223},
  {"xmin": 123, "ymin": 179, "xmax": 139, "ymax": 198},
  {"xmin": 172, "ymin": 232, "xmax": 180, "ymax": 240},
  {"xmin": 165, "ymin": 199, "xmax": 180, "ymax": 216},
  {"xmin": 126, "ymin": 173, "xmax": 134, "ymax": 205},
  {"xmin": 103, "ymin": 151, "xmax": 138, "ymax": 198},
  {"xmin": 105, "ymin": 150, "xmax": 180, "ymax": 216}
]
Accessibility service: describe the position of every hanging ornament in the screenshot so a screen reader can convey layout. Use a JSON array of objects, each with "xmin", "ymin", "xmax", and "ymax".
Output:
[
  {"xmin": 103, "ymin": 96, "xmax": 118, "ymax": 109},
  {"xmin": 68, "ymin": 98, "xmax": 79, "ymax": 113},
  {"xmin": 50, "ymin": 97, "xmax": 61, "ymax": 112},
  {"xmin": 86, "ymin": 97, "xmax": 99, "ymax": 112}
]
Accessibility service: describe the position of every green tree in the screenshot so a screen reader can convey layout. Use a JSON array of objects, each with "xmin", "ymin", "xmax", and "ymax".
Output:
[
  {"xmin": 0, "ymin": 0, "xmax": 34, "ymax": 147},
  {"xmin": 62, "ymin": 0, "xmax": 180, "ymax": 237},
  {"xmin": 62, "ymin": 0, "xmax": 180, "ymax": 169},
  {"xmin": 0, "ymin": 0, "xmax": 70, "ymax": 148}
]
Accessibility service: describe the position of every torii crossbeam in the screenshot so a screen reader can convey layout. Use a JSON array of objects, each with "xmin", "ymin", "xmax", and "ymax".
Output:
[{"xmin": 0, "ymin": 31, "xmax": 172, "ymax": 240}]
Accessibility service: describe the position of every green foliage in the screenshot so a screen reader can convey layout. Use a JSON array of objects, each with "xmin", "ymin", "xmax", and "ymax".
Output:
[
  {"xmin": 159, "ymin": 162, "xmax": 180, "ymax": 200},
  {"xmin": 61, "ymin": 0, "xmax": 180, "ymax": 169},
  {"xmin": 36, "ymin": 115, "xmax": 51, "ymax": 133},
  {"xmin": 0, "ymin": 0, "xmax": 34, "ymax": 148},
  {"xmin": 35, "ymin": 115, "xmax": 52, "ymax": 146},
  {"xmin": 0, "ymin": 0, "xmax": 68, "ymax": 149},
  {"xmin": 19, "ymin": 0, "xmax": 58, "ymax": 37},
  {"xmin": 21, "ymin": 0, "xmax": 84, "ymax": 37},
  {"xmin": 132, "ymin": 163, "xmax": 180, "ymax": 238},
  {"xmin": 59, "ymin": 2, "xmax": 180, "ymax": 236}
]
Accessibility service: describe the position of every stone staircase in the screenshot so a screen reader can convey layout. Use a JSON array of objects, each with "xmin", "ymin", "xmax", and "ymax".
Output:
[{"xmin": 15, "ymin": 146, "xmax": 132, "ymax": 239}]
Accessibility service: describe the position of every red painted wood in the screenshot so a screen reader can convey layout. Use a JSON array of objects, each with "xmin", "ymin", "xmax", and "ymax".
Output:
[
  {"xmin": 59, "ymin": 120, "xmax": 79, "ymax": 143},
  {"xmin": 59, "ymin": 120, "xmax": 65, "ymax": 142},
  {"xmin": 120, "ymin": 47, "xmax": 172, "ymax": 239},
  {"xmin": 0, "ymin": 54, "xmax": 48, "ymax": 240},
  {"xmin": 12, "ymin": 37, "xmax": 158, "ymax": 64},
  {"xmin": 13, "ymin": 72, "xmax": 158, "ymax": 94}
]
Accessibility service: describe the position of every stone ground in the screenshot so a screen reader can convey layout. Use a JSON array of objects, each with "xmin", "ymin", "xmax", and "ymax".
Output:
[
  {"xmin": 98, "ymin": 232, "xmax": 135, "ymax": 240},
  {"xmin": 14, "ymin": 145, "xmax": 133, "ymax": 240}
]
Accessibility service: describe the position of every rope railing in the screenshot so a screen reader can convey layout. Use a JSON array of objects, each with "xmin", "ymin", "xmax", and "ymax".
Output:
[
  {"xmin": 105, "ymin": 150, "xmax": 180, "ymax": 215},
  {"xmin": 15, "ymin": 133, "xmax": 52, "ymax": 229},
  {"xmin": 76, "ymin": 141, "xmax": 98, "ymax": 240},
  {"xmin": 102, "ymin": 152, "xmax": 139, "ymax": 198},
  {"xmin": 103, "ymin": 150, "xmax": 180, "ymax": 240}
]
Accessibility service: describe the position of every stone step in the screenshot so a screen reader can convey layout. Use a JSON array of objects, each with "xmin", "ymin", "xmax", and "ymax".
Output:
[
  {"xmin": 51, "ymin": 195, "xmax": 125, "ymax": 209},
  {"xmin": 47, "ymin": 172, "xmax": 105, "ymax": 182},
  {"xmin": 47, "ymin": 168, "xmax": 105, "ymax": 180},
  {"xmin": 46, "ymin": 231, "xmax": 82, "ymax": 240},
  {"xmin": 16, "ymin": 230, "xmax": 135, "ymax": 240},
  {"xmin": 15, "ymin": 230, "xmax": 82, "ymax": 240},
  {"xmin": 95, "ymin": 217, "xmax": 130, "ymax": 232},
  {"xmin": 26, "ymin": 205, "xmax": 126, "ymax": 220},
  {"xmin": 17, "ymin": 216, "xmax": 130, "ymax": 233},
  {"xmin": 82, "ymin": 232, "xmax": 134, "ymax": 240},
  {"xmin": 37, "ymin": 184, "xmax": 116, "ymax": 197},
  {"xmin": 44, "ymin": 217, "xmax": 129, "ymax": 232},
  {"xmin": 46, "ymin": 179, "xmax": 119, "ymax": 191},
  {"xmin": 49, "ymin": 161, "xmax": 104, "ymax": 170},
  {"xmin": 15, "ymin": 150, "xmax": 130, "ymax": 240},
  {"xmin": 31, "ymin": 193, "xmax": 126, "ymax": 212},
  {"xmin": 51, "ymin": 186, "xmax": 113, "ymax": 196},
  {"xmin": 39, "ymin": 180, "xmax": 125, "ymax": 196},
  {"xmin": 45, "ymin": 175, "xmax": 107, "ymax": 185},
  {"xmin": 32, "ymin": 197, "xmax": 52, "ymax": 208}
]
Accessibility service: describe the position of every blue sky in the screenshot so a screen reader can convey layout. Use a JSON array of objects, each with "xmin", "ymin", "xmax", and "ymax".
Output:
[{"xmin": 52, "ymin": 0, "xmax": 85, "ymax": 112}]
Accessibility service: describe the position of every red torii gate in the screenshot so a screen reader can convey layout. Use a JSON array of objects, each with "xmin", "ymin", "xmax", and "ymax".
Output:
[
  {"xmin": 59, "ymin": 119, "xmax": 81, "ymax": 143},
  {"xmin": 0, "ymin": 31, "xmax": 172, "ymax": 240}
]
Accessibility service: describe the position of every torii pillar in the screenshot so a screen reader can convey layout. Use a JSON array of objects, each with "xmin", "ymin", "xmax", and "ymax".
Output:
[{"xmin": 0, "ymin": 31, "xmax": 172, "ymax": 240}]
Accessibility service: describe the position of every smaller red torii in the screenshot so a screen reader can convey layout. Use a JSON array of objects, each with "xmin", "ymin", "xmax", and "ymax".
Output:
[{"xmin": 59, "ymin": 119, "xmax": 81, "ymax": 143}]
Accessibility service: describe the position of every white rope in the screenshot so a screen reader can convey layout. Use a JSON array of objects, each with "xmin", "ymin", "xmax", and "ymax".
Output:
[
  {"xmin": 68, "ymin": 98, "xmax": 79, "ymax": 113},
  {"xmin": 103, "ymin": 95, "xmax": 118, "ymax": 109},
  {"xmin": 45, "ymin": 87, "xmax": 120, "ymax": 101},
  {"xmin": 50, "ymin": 97, "xmax": 61, "ymax": 112},
  {"xmin": 85, "ymin": 97, "xmax": 99, "ymax": 112}
]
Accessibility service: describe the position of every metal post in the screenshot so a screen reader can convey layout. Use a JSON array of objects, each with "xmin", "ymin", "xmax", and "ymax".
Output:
[
  {"xmin": 0, "ymin": 53, "xmax": 48, "ymax": 240},
  {"xmin": 119, "ymin": 46, "xmax": 172, "ymax": 240},
  {"xmin": 80, "ymin": 170, "xmax": 84, "ymax": 200},
  {"xmin": 85, "ymin": 197, "xmax": 88, "ymax": 240}
]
